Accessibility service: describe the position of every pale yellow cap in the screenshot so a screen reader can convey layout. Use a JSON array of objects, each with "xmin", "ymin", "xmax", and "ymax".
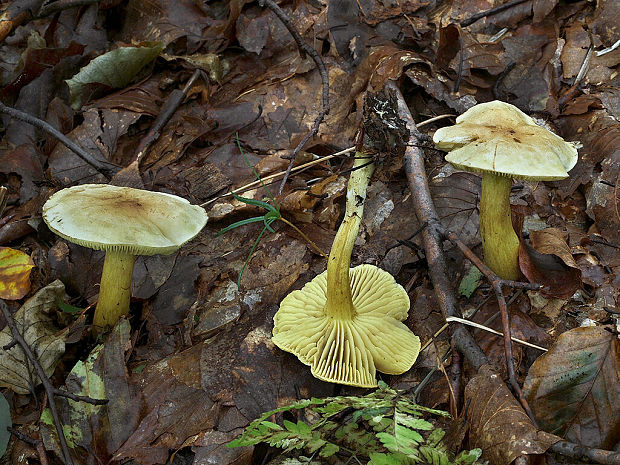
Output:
[
  {"xmin": 433, "ymin": 101, "xmax": 578, "ymax": 180},
  {"xmin": 43, "ymin": 184, "xmax": 208, "ymax": 255}
]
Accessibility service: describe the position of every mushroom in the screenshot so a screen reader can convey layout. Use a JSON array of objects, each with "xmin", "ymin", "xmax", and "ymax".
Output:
[
  {"xmin": 272, "ymin": 154, "xmax": 420, "ymax": 387},
  {"xmin": 43, "ymin": 184, "xmax": 208, "ymax": 331},
  {"xmin": 433, "ymin": 101, "xmax": 578, "ymax": 281}
]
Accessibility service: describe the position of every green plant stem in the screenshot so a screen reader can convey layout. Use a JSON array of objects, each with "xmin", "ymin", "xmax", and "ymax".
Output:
[
  {"xmin": 479, "ymin": 173, "xmax": 521, "ymax": 280},
  {"xmin": 93, "ymin": 250, "xmax": 136, "ymax": 330},
  {"xmin": 325, "ymin": 154, "xmax": 375, "ymax": 320},
  {"xmin": 279, "ymin": 217, "xmax": 328, "ymax": 258}
]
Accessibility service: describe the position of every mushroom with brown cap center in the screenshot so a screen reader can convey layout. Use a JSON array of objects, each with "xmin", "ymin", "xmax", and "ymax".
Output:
[
  {"xmin": 272, "ymin": 154, "xmax": 420, "ymax": 388},
  {"xmin": 43, "ymin": 184, "xmax": 208, "ymax": 331},
  {"xmin": 433, "ymin": 101, "xmax": 578, "ymax": 280}
]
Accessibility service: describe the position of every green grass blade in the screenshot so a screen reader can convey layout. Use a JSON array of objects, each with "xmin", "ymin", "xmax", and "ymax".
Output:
[
  {"xmin": 237, "ymin": 225, "xmax": 270, "ymax": 287},
  {"xmin": 217, "ymin": 216, "xmax": 266, "ymax": 236},
  {"xmin": 230, "ymin": 192, "xmax": 277, "ymax": 213}
]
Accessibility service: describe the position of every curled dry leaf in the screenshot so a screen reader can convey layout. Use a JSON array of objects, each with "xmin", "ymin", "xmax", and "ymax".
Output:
[
  {"xmin": 0, "ymin": 247, "xmax": 34, "ymax": 300},
  {"xmin": 519, "ymin": 228, "xmax": 582, "ymax": 299},
  {"xmin": 0, "ymin": 280, "xmax": 67, "ymax": 394},
  {"xmin": 41, "ymin": 320, "xmax": 140, "ymax": 463},
  {"xmin": 464, "ymin": 365, "xmax": 560, "ymax": 465},
  {"xmin": 523, "ymin": 326, "xmax": 620, "ymax": 450}
]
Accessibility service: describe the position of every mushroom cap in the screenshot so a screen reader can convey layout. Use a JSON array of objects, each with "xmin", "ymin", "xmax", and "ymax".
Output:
[
  {"xmin": 43, "ymin": 184, "xmax": 208, "ymax": 255},
  {"xmin": 433, "ymin": 101, "xmax": 578, "ymax": 180},
  {"xmin": 272, "ymin": 264, "xmax": 420, "ymax": 388}
]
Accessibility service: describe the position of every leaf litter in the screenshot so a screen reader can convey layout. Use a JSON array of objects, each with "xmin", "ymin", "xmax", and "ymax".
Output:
[{"xmin": 0, "ymin": 0, "xmax": 618, "ymax": 464}]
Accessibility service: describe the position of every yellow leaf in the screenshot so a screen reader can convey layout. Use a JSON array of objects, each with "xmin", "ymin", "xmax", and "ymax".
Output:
[{"xmin": 0, "ymin": 247, "xmax": 34, "ymax": 300}]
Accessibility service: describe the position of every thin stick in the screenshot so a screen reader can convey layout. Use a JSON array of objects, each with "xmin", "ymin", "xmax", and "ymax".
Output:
[
  {"xmin": 0, "ymin": 103, "xmax": 116, "ymax": 178},
  {"xmin": 461, "ymin": 0, "xmax": 530, "ymax": 27},
  {"xmin": 37, "ymin": 0, "xmax": 99, "ymax": 17},
  {"xmin": 415, "ymin": 114, "xmax": 455, "ymax": 128},
  {"xmin": 257, "ymin": 0, "xmax": 330, "ymax": 195},
  {"xmin": 389, "ymin": 80, "xmax": 489, "ymax": 370},
  {"xmin": 133, "ymin": 69, "xmax": 202, "ymax": 165},
  {"xmin": 446, "ymin": 317, "xmax": 547, "ymax": 351},
  {"xmin": 441, "ymin": 228, "xmax": 541, "ymax": 420}
]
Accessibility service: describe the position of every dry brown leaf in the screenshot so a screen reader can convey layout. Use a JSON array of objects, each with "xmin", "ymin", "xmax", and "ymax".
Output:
[
  {"xmin": 520, "ymin": 228, "xmax": 582, "ymax": 299},
  {"xmin": 464, "ymin": 365, "xmax": 560, "ymax": 465},
  {"xmin": 523, "ymin": 326, "xmax": 620, "ymax": 449},
  {"xmin": 0, "ymin": 281, "xmax": 67, "ymax": 394}
]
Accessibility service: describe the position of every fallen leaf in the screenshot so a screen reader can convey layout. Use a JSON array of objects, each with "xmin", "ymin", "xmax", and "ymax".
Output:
[
  {"xmin": 0, "ymin": 247, "xmax": 34, "ymax": 300},
  {"xmin": 0, "ymin": 281, "xmax": 68, "ymax": 394},
  {"xmin": 0, "ymin": 145, "xmax": 45, "ymax": 205},
  {"xmin": 114, "ymin": 342, "xmax": 218, "ymax": 465},
  {"xmin": 66, "ymin": 42, "xmax": 164, "ymax": 109},
  {"xmin": 430, "ymin": 171, "xmax": 481, "ymax": 247},
  {"xmin": 0, "ymin": 391, "xmax": 10, "ymax": 457},
  {"xmin": 151, "ymin": 254, "xmax": 201, "ymax": 325},
  {"xmin": 40, "ymin": 319, "xmax": 140, "ymax": 463},
  {"xmin": 464, "ymin": 365, "xmax": 560, "ymax": 465},
  {"xmin": 519, "ymin": 228, "xmax": 582, "ymax": 299},
  {"xmin": 47, "ymin": 108, "xmax": 139, "ymax": 184},
  {"xmin": 523, "ymin": 326, "xmax": 620, "ymax": 449}
]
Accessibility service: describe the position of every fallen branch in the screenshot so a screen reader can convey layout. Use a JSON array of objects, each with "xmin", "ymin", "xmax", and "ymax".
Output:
[
  {"xmin": 388, "ymin": 80, "xmax": 620, "ymax": 465},
  {"xmin": 0, "ymin": 103, "xmax": 117, "ymax": 178},
  {"xmin": 0, "ymin": 300, "xmax": 108, "ymax": 465},
  {"xmin": 257, "ymin": 0, "xmax": 330, "ymax": 195}
]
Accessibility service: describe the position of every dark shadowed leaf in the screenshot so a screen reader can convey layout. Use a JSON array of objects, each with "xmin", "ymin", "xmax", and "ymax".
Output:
[
  {"xmin": 523, "ymin": 326, "xmax": 620, "ymax": 449},
  {"xmin": 40, "ymin": 319, "xmax": 140, "ymax": 463},
  {"xmin": 0, "ymin": 391, "xmax": 10, "ymax": 457},
  {"xmin": 430, "ymin": 171, "xmax": 480, "ymax": 247}
]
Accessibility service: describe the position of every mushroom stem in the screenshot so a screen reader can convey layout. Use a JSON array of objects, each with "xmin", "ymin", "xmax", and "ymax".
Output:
[
  {"xmin": 325, "ymin": 154, "xmax": 375, "ymax": 319},
  {"xmin": 479, "ymin": 173, "xmax": 521, "ymax": 280},
  {"xmin": 93, "ymin": 250, "xmax": 136, "ymax": 330}
]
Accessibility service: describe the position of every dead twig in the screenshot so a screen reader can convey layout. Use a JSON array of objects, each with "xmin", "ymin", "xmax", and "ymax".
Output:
[
  {"xmin": 0, "ymin": 300, "xmax": 108, "ymax": 465},
  {"xmin": 133, "ymin": 69, "xmax": 203, "ymax": 165},
  {"xmin": 0, "ymin": 103, "xmax": 117, "ymax": 178},
  {"xmin": 461, "ymin": 0, "xmax": 530, "ymax": 27},
  {"xmin": 257, "ymin": 0, "xmax": 330, "ymax": 195},
  {"xmin": 550, "ymin": 441, "xmax": 620, "ymax": 465},
  {"xmin": 389, "ymin": 80, "xmax": 488, "ymax": 370}
]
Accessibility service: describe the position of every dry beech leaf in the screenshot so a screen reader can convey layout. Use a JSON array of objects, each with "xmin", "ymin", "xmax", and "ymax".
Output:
[
  {"xmin": 0, "ymin": 247, "xmax": 34, "ymax": 300},
  {"xmin": 464, "ymin": 365, "xmax": 560, "ymax": 465},
  {"xmin": 0, "ymin": 281, "xmax": 67, "ymax": 394},
  {"xmin": 523, "ymin": 326, "xmax": 620, "ymax": 449},
  {"xmin": 520, "ymin": 228, "xmax": 582, "ymax": 299}
]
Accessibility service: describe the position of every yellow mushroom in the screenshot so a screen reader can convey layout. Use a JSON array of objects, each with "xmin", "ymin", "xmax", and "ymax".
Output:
[
  {"xmin": 433, "ymin": 101, "xmax": 578, "ymax": 280},
  {"xmin": 272, "ymin": 154, "xmax": 420, "ymax": 387}
]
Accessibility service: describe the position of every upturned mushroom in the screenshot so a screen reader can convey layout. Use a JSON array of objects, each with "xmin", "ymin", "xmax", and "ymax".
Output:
[
  {"xmin": 272, "ymin": 154, "xmax": 420, "ymax": 388},
  {"xmin": 43, "ymin": 184, "xmax": 208, "ymax": 331},
  {"xmin": 433, "ymin": 101, "xmax": 578, "ymax": 280}
]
